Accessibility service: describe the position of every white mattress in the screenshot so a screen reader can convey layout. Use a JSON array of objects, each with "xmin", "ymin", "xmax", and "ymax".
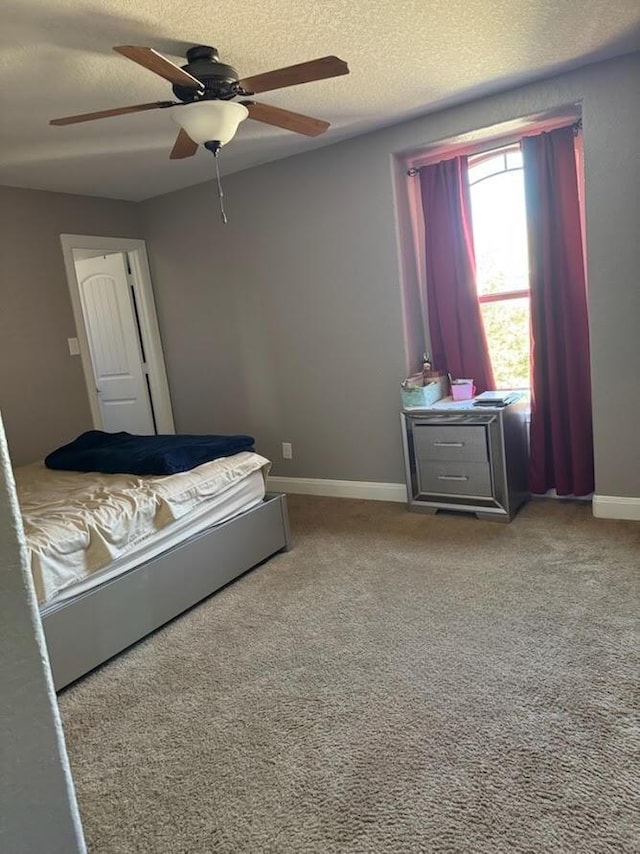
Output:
[{"xmin": 15, "ymin": 452, "xmax": 270, "ymax": 607}]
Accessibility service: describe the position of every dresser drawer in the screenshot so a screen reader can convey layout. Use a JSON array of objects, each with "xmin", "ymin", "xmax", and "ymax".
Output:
[
  {"xmin": 417, "ymin": 460, "xmax": 492, "ymax": 497},
  {"xmin": 413, "ymin": 424, "xmax": 488, "ymax": 463}
]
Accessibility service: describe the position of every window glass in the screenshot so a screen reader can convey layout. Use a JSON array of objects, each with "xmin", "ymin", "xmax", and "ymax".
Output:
[
  {"xmin": 506, "ymin": 148, "xmax": 523, "ymax": 170},
  {"xmin": 470, "ymin": 167, "xmax": 529, "ymax": 296},
  {"xmin": 468, "ymin": 147, "xmax": 530, "ymax": 389},
  {"xmin": 467, "ymin": 153, "xmax": 505, "ymax": 185},
  {"xmin": 479, "ymin": 298, "xmax": 530, "ymax": 389}
]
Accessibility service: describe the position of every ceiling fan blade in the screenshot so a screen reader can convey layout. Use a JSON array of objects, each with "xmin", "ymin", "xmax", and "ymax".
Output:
[
  {"xmin": 114, "ymin": 45, "xmax": 203, "ymax": 89},
  {"xmin": 170, "ymin": 128, "xmax": 198, "ymax": 159},
  {"xmin": 239, "ymin": 56, "xmax": 349, "ymax": 95},
  {"xmin": 50, "ymin": 101, "xmax": 176, "ymax": 126},
  {"xmin": 244, "ymin": 101, "xmax": 330, "ymax": 136}
]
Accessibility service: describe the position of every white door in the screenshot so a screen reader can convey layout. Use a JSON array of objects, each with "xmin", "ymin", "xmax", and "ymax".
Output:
[{"xmin": 74, "ymin": 253, "xmax": 156, "ymax": 434}]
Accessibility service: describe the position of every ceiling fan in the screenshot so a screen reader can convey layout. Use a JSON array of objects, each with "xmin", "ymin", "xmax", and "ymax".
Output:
[{"xmin": 49, "ymin": 45, "xmax": 350, "ymax": 159}]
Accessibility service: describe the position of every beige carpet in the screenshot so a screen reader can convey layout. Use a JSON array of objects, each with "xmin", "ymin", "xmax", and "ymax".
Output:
[{"xmin": 58, "ymin": 496, "xmax": 639, "ymax": 853}]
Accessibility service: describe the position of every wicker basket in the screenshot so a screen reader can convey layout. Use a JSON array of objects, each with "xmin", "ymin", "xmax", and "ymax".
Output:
[{"xmin": 401, "ymin": 377, "xmax": 446, "ymax": 408}]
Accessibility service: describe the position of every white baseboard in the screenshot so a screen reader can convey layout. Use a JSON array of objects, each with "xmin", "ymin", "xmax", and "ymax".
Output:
[
  {"xmin": 267, "ymin": 481, "xmax": 640, "ymax": 517},
  {"xmin": 267, "ymin": 476, "xmax": 407, "ymax": 503},
  {"xmin": 592, "ymin": 495, "xmax": 640, "ymax": 521}
]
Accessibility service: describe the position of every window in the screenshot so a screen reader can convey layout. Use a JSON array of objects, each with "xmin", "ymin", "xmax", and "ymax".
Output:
[{"xmin": 468, "ymin": 146, "xmax": 530, "ymax": 389}]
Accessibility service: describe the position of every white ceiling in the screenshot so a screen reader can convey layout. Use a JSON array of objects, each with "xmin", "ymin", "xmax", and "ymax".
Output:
[{"xmin": 1, "ymin": 0, "xmax": 639, "ymax": 201}]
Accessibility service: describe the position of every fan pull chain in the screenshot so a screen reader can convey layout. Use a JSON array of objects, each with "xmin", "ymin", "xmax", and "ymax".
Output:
[{"xmin": 214, "ymin": 151, "xmax": 228, "ymax": 225}]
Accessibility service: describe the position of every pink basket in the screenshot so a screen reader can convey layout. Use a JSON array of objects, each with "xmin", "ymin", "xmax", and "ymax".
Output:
[{"xmin": 451, "ymin": 380, "xmax": 475, "ymax": 401}]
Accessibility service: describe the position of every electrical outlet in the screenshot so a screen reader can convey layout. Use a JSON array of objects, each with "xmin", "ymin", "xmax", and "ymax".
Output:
[{"xmin": 282, "ymin": 442, "xmax": 293, "ymax": 460}]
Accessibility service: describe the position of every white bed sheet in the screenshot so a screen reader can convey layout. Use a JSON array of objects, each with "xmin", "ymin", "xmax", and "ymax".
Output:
[{"xmin": 15, "ymin": 452, "xmax": 270, "ymax": 607}]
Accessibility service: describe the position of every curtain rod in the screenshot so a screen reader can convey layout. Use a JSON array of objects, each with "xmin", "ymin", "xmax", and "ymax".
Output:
[{"xmin": 406, "ymin": 119, "xmax": 582, "ymax": 176}]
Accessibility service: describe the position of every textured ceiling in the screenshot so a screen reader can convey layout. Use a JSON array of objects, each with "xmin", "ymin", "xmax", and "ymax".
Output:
[{"xmin": 1, "ymin": 0, "xmax": 639, "ymax": 200}]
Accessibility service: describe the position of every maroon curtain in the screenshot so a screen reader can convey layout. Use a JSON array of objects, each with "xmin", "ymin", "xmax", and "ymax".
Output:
[
  {"xmin": 419, "ymin": 156, "xmax": 495, "ymax": 393},
  {"xmin": 522, "ymin": 126, "xmax": 594, "ymax": 496}
]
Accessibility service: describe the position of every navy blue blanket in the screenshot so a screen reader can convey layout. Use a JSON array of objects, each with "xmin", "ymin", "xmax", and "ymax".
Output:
[{"xmin": 45, "ymin": 431, "xmax": 256, "ymax": 476}]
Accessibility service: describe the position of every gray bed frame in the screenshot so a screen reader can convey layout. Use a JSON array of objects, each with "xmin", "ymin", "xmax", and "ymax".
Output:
[{"xmin": 41, "ymin": 492, "xmax": 290, "ymax": 691}]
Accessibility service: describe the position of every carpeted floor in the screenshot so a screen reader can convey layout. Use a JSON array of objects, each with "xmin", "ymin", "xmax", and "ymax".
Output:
[{"xmin": 58, "ymin": 496, "xmax": 639, "ymax": 853}]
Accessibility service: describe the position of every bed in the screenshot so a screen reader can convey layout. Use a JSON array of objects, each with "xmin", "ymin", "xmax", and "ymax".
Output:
[{"xmin": 15, "ymin": 444, "xmax": 290, "ymax": 691}]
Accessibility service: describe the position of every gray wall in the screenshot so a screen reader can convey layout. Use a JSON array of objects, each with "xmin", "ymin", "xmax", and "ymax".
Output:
[
  {"xmin": 579, "ymin": 59, "xmax": 640, "ymax": 499},
  {"xmin": 0, "ymin": 415, "xmax": 85, "ymax": 853},
  {"xmin": 142, "ymin": 149, "xmax": 407, "ymax": 483},
  {"xmin": 142, "ymin": 52, "xmax": 640, "ymax": 497},
  {"xmin": 0, "ymin": 186, "xmax": 143, "ymax": 465}
]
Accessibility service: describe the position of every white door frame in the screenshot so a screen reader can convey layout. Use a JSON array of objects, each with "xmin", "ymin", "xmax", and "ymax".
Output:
[{"xmin": 60, "ymin": 234, "xmax": 175, "ymax": 434}]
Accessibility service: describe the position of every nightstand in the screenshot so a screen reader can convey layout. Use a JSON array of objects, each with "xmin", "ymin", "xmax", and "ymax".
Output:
[{"xmin": 401, "ymin": 396, "xmax": 530, "ymax": 522}]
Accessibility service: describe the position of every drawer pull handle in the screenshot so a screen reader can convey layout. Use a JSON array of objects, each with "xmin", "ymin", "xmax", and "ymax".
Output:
[
  {"xmin": 433, "ymin": 441, "xmax": 464, "ymax": 448},
  {"xmin": 437, "ymin": 474, "xmax": 469, "ymax": 482}
]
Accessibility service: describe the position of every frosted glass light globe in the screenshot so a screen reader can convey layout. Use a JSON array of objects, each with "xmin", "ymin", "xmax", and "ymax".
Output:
[{"xmin": 172, "ymin": 101, "xmax": 248, "ymax": 145}]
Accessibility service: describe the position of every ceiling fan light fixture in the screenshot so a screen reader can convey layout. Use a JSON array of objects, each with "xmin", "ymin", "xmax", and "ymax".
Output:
[{"xmin": 171, "ymin": 101, "xmax": 248, "ymax": 146}]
